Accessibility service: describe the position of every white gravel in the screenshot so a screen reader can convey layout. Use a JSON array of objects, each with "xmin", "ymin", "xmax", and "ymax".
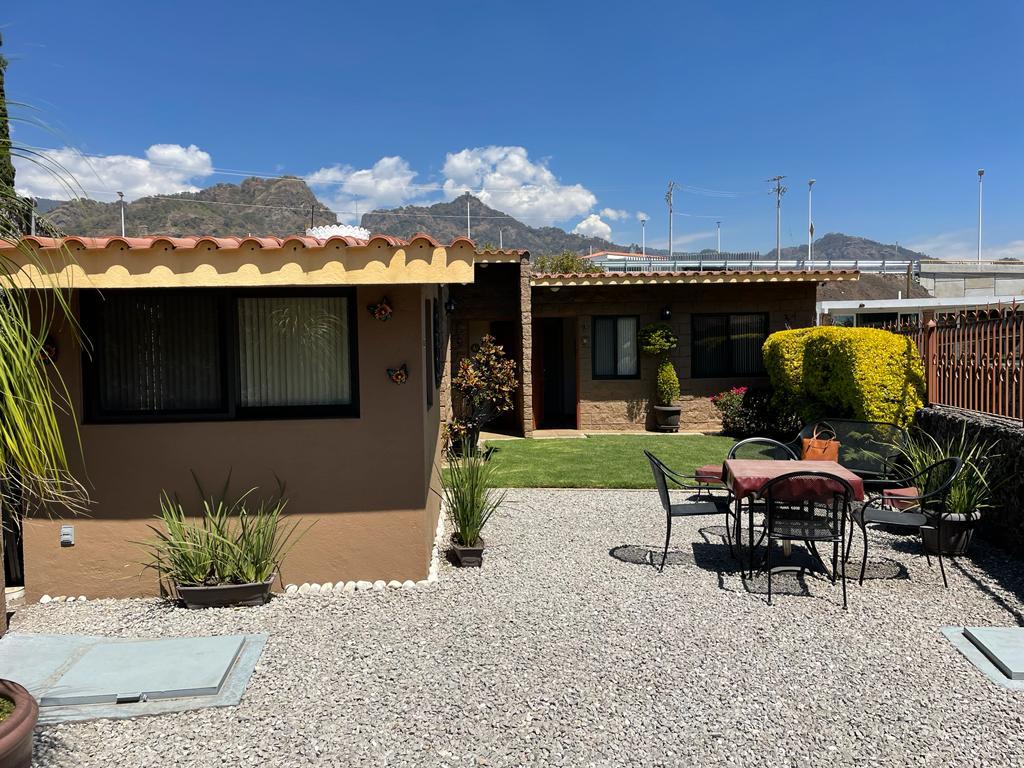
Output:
[{"xmin": 15, "ymin": 488, "xmax": 1024, "ymax": 767}]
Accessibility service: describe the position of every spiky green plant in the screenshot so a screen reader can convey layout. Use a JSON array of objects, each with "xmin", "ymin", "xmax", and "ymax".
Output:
[
  {"xmin": 144, "ymin": 473, "xmax": 308, "ymax": 590},
  {"xmin": 442, "ymin": 451, "xmax": 505, "ymax": 547},
  {"xmin": 899, "ymin": 425, "xmax": 997, "ymax": 518}
]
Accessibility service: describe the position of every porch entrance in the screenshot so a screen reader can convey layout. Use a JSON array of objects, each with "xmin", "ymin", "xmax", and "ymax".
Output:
[{"xmin": 532, "ymin": 318, "xmax": 578, "ymax": 429}]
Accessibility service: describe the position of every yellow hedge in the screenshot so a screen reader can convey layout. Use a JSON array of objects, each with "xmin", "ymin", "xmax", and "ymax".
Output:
[{"xmin": 763, "ymin": 326, "xmax": 924, "ymax": 427}]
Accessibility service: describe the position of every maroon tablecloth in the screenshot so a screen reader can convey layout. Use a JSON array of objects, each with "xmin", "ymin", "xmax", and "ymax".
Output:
[{"xmin": 723, "ymin": 459, "xmax": 865, "ymax": 502}]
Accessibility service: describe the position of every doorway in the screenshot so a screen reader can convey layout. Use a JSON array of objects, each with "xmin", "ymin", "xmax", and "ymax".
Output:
[{"xmin": 533, "ymin": 318, "xmax": 577, "ymax": 429}]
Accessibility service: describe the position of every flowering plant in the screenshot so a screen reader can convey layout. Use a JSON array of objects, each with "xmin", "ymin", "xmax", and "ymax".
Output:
[
  {"xmin": 447, "ymin": 335, "xmax": 517, "ymax": 454},
  {"xmin": 368, "ymin": 298, "xmax": 393, "ymax": 322}
]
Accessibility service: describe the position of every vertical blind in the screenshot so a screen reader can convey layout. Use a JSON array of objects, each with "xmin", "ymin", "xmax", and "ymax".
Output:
[
  {"xmin": 237, "ymin": 296, "xmax": 351, "ymax": 407},
  {"xmin": 94, "ymin": 291, "xmax": 224, "ymax": 413},
  {"xmin": 691, "ymin": 313, "xmax": 768, "ymax": 377},
  {"xmin": 593, "ymin": 316, "xmax": 638, "ymax": 377}
]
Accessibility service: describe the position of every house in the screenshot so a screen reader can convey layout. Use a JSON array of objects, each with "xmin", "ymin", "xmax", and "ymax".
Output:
[
  {"xmin": 819, "ymin": 294, "xmax": 1024, "ymax": 328},
  {"xmin": 449, "ymin": 261, "xmax": 858, "ymax": 434},
  {"xmin": 2, "ymin": 234, "xmax": 525, "ymax": 601},
  {"xmin": 3, "ymin": 233, "xmax": 854, "ymax": 600}
]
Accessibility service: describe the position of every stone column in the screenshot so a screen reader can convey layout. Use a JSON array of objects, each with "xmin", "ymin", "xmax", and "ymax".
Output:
[{"xmin": 519, "ymin": 253, "xmax": 534, "ymax": 437}]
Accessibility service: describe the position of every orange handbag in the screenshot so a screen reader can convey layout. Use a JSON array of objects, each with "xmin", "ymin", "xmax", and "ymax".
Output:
[{"xmin": 801, "ymin": 424, "xmax": 840, "ymax": 462}]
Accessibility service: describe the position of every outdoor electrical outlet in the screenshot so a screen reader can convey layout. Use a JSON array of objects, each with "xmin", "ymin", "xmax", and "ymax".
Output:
[{"xmin": 60, "ymin": 525, "xmax": 75, "ymax": 547}]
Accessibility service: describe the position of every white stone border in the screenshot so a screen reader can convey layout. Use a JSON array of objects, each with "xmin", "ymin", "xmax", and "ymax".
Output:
[{"xmin": 281, "ymin": 504, "xmax": 446, "ymax": 597}]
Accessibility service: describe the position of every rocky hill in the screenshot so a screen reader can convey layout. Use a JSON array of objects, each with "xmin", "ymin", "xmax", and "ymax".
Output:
[
  {"xmin": 769, "ymin": 232, "xmax": 928, "ymax": 264},
  {"xmin": 361, "ymin": 193, "xmax": 631, "ymax": 255},
  {"xmin": 40, "ymin": 177, "xmax": 336, "ymax": 237}
]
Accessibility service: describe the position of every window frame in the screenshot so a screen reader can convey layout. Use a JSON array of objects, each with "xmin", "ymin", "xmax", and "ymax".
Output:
[
  {"xmin": 591, "ymin": 314, "xmax": 641, "ymax": 380},
  {"xmin": 690, "ymin": 312, "xmax": 770, "ymax": 379},
  {"xmin": 80, "ymin": 287, "xmax": 360, "ymax": 424}
]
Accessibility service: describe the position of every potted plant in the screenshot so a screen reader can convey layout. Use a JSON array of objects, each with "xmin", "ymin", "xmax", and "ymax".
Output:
[
  {"xmin": 0, "ymin": 679, "xmax": 37, "ymax": 768},
  {"xmin": 447, "ymin": 334, "xmax": 518, "ymax": 455},
  {"xmin": 900, "ymin": 426, "xmax": 997, "ymax": 555},
  {"xmin": 441, "ymin": 450, "xmax": 505, "ymax": 567},
  {"xmin": 143, "ymin": 474, "xmax": 308, "ymax": 608},
  {"xmin": 638, "ymin": 322, "xmax": 681, "ymax": 432}
]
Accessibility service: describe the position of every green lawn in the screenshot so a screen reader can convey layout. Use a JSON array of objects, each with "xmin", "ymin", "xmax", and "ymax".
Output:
[{"xmin": 482, "ymin": 434, "xmax": 737, "ymax": 488}]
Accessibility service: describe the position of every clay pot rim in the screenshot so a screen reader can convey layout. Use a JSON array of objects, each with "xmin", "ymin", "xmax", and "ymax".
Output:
[{"xmin": 0, "ymin": 679, "xmax": 39, "ymax": 750}]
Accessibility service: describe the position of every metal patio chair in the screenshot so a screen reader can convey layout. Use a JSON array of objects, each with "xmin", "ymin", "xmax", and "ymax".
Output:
[
  {"xmin": 644, "ymin": 450, "xmax": 734, "ymax": 572},
  {"xmin": 846, "ymin": 456, "xmax": 964, "ymax": 588},
  {"xmin": 759, "ymin": 470, "xmax": 854, "ymax": 609},
  {"xmin": 727, "ymin": 437, "xmax": 799, "ymax": 461},
  {"xmin": 790, "ymin": 419, "xmax": 909, "ymax": 486}
]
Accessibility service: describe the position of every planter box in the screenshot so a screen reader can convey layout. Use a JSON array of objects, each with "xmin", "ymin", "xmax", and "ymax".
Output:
[
  {"xmin": 450, "ymin": 536, "xmax": 485, "ymax": 567},
  {"xmin": 653, "ymin": 405, "xmax": 682, "ymax": 433},
  {"xmin": 922, "ymin": 514, "xmax": 978, "ymax": 556},
  {"xmin": 176, "ymin": 577, "xmax": 274, "ymax": 609}
]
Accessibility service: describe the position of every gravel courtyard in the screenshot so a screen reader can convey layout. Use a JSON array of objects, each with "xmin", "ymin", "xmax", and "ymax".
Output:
[{"xmin": 15, "ymin": 488, "xmax": 1024, "ymax": 767}]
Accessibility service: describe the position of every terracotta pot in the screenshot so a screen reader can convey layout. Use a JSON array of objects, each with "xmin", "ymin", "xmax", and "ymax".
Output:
[
  {"xmin": 175, "ymin": 576, "xmax": 274, "ymax": 609},
  {"xmin": 450, "ymin": 535, "xmax": 485, "ymax": 567},
  {"xmin": 0, "ymin": 680, "xmax": 38, "ymax": 768},
  {"xmin": 653, "ymin": 405, "xmax": 682, "ymax": 433}
]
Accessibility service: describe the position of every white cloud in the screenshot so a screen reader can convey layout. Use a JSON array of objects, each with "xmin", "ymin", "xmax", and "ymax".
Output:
[
  {"xmin": 306, "ymin": 156, "xmax": 426, "ymax": 223},
  {"xmin": 648, "ymin": 230, "xmax": 716, "ymax": 250},
  {"xmin": 600, "ymin": 207, "xmax": 630, "ymax": 221},
  {"xmin": 14, "ymin": 144, "xmax": 213, "ymax": 201},
  {"xmin": 442, "ymin": 146, "xmax": 596, "ymax": 226},
  {"xmin": 906, "ymin": 231, "xmax": 974, "ymax": 260},
  {"xmin": 636, "ymin": 211, "xmax": 650, "ymax": 222},
  {"xmin": 572, "ymin": 214, "xmax": 612, "ymax": 241}
]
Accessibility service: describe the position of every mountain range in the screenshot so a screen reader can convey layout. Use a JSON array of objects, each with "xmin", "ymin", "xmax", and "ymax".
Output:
[{"xmin": 34, "ymin": 177, "xmax": 935, "ymax": 268}]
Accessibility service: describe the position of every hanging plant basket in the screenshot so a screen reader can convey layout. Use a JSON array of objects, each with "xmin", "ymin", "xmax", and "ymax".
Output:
[{"xmin": 368, "ymin": 298, "xmax": 393, "ymax": 322}]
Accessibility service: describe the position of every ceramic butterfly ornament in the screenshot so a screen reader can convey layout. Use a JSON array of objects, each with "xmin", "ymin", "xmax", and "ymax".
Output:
[
  {"xmin": 368, "ymin": 298, "xmax": 393, "ymax": 321},
  {"xmin": 387, "ymin": 363, "xmax": 409, "ymax": 384}
]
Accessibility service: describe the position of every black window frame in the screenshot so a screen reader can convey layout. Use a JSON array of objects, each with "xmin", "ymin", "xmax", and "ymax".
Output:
[
  {"xmin": 591, "ymin": 314, "xmax": 641, "ymax": 380},
  {"xmin": 690, "ymin": 312, "xmax": 770, "ymax": 379},
  {"xmin": 81, "ymin": 287, "xmax": 360, "ymax": 424}
]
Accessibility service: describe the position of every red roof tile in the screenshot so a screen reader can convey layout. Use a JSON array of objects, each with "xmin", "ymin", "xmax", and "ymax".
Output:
[{"xmin": 0, "ymin": 233, "xmax": 482, "ymax": 251}]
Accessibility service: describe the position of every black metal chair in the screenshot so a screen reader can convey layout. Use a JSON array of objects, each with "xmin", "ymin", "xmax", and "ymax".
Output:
[
  {"xmin": 846, "ymin": 457, "xmax": 964, "ymax": 588},
  {"xmin": 790, "ymin": 419, "xmax": 908, "ymax": 485},
  {"xmin": 644, "ymin": 450, "xmax": 734, "ymax": 571},
  {"xmin": 727, "ymin": 437, "xmax": 799, "ymax": 461},
  {"xmin": 758, "ymin": 470, "xmax": 854, "ymax": 609}
]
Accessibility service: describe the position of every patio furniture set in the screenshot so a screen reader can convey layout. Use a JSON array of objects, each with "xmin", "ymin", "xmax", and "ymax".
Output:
[{"xmin": 645, "ymin": 419, "xmax": 966, "ymax": 608}]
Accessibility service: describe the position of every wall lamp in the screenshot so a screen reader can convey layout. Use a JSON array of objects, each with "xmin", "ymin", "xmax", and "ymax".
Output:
[
  {"xmin": 444, "ymin": 297, "xmax": 457, "ymax": 314},
  {"xmin": 660, "ymin": 306, "xmax": 672, "ymax": 321}
]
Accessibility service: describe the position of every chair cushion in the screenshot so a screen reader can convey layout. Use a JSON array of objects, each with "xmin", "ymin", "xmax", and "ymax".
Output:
[
  {"xmin": 881, "ymin": 486, "xmax": 919, "ymax": 510},
  {"xmin": 855, "ymin": 505, "xmax": 927, "ymax": 528},
  {"xmin": 695, "ymin": 463, "xmax": 724, "ymax": 483}
]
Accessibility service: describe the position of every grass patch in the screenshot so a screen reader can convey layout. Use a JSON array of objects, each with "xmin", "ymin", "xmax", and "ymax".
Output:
[
  {"xmin": 0, "ymin": 697, "xmax": 13, "ymax": 722},
  {"xmin": 482, "ymin": 434, "xmax": 736, "ymax": 488}
]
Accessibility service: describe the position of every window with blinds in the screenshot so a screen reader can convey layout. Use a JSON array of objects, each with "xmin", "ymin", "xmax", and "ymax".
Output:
[
  {"xmin": 592, "ymin": 316, "xmax": 639, "ymax": 379},
  {"xmin": 691, "ymin": 313, "xmax": 769, "ymax": 378},
  {"xmin": 81, "ymin": 289, "xmax": 358, "ymax": 422}
]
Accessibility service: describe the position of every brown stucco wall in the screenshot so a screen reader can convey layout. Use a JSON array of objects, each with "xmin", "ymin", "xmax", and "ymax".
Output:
[
  {"xmin": 532, "ymin": 282, "xmax": 817, "ymax": 432},
  {"xmin": 23, "ymin": 283, "xmax": 445, "ymax": 600}
]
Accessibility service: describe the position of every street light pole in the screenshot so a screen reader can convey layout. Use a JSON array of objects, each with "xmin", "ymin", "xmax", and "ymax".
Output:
[
  {"xmin": 665, "ymin": 181, "xmax": 676, "ymax": 260},
  {"xmin": 768, "ymin": 176, "xmax": 787, "ymax": 270},
  {"xmin": 716, "ymin": 220, "xmax": 721, "ymax": 254},
  {"xmin": 977, "ymin": 169, "xmax": 985, "ymax": 262},
  {"xmin": 640, "ymin": 217, "xmax": 647, "ymax": 260},
  {"xmin": 807, "ymin": 179, "xmax": 816, "ymax": 265},
  {"xmin": 117, "ymin": 191, "xmax": 125, "ymax": 237}
]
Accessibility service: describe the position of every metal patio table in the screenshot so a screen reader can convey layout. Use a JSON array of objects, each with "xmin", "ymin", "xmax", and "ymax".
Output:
[{"xmin": 723, "ymin": 459, "xmax": 866, "ymax": 577}]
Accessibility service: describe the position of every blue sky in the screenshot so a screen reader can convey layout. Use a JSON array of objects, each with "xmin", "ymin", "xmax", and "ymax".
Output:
[{"xmin": 4, "ymin": 1, "xmax": 1023, "ymax": 257}]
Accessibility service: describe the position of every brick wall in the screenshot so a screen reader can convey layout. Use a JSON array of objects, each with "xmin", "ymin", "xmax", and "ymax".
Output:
[{"xmin": 532, "ymin": 282, "xmax": 816, "ymax": 432}]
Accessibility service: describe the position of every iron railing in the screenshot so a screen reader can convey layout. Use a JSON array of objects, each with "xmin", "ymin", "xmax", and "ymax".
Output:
[
  {"xmin": 592, "ymin": 252, "xmax": 920, "ymax": 275},
  {"xmin": 889, "ymin": 305, "xmax": 1024, "ymax": 421}
]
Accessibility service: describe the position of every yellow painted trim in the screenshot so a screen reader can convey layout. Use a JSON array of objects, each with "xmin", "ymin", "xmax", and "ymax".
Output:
[
  {"xmin": 2, "ymin": 242, "xmax": 480, "ymax": 288},
  {"xmin": 530, "ymin": 271, "xmax": 860, "ymax": 287}
]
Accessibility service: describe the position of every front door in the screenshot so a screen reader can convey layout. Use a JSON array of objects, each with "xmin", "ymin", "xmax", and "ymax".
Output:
[{"xmin": 534, "ymin": 318, "xmax": 577, "ymax": 429}]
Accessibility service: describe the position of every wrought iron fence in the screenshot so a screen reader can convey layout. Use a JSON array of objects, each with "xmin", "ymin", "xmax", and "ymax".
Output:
[{"xmin": 889, "ymin": 305, "xmax": 1024, "ymax": 421}]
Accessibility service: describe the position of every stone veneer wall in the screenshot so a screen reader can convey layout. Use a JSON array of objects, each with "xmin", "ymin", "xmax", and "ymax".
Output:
[{"xmin": 914, "ymin": 406, "xmax": 1024, "ymax": 557}]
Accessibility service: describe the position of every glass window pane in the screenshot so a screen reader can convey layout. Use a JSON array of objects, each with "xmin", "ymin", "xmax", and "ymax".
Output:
[
  {"xmin": 692, "ymin": 315, "xmax": 729, "ymax": 377},
  {"xmin": 729, "ymin": 314, "xmax": 767, "ymax": 375},
  {"xmin": 237, "ymin": 296, "xmax": 351, "ymax": 407},
  {"xmin": 617, "ymin": 316, "xmax": 638, "ymax": 376},
  {"xmin": 93, "ymin": 291, "xmax": 224, "ymax": 413},
  {"xmin": 593, "ymin": 317, "xmax": 616, "ymax": 376}
]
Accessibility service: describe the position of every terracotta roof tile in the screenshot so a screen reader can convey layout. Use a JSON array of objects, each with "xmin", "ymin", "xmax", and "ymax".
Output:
[{"xmin": 1, "ymin": 234, "xmax": 488, "ymax": 251}]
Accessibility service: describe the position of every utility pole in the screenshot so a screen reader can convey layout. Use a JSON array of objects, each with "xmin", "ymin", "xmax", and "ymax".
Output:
[
  {"xmin": 665, "ymin": 181, "xmax": 676, "ymax": 259},
  {"xmin": 310, "ymin": 204, "xmax": 315, "ymax": 229},
  {"xmin": 807, "ymin": 179, "xmax": 816, "ymax": 264},
  {"xmin": 640, "ymin": 216, "xmax": 647, "ymax": 265},
  {"xmin": 716, "ymin": 220, "xmax": 721, "ymax": 254},
  {"xmin": 977, "ymin": 169, "xmax": 985, "ymax": 262},
  {"xmin": 498, "ymin": 228, "xmax": 503, "ymax": 250},
  {"xmin": 466, "ymin": 196, "xmax": 471, "ymax": 240},
  {"xmin": 767, "ymin": 176, "xmax": 787, "ymax": 270},
  {"xmin": 117, "ymin": 191, "xmax": 126, "ymax": 237}
]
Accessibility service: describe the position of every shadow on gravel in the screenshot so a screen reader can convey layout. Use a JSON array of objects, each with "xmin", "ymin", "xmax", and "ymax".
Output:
[
  {"xmin": 34, "ymin": 729, "xmax": 74, "ymax": 765},
  {"xmin": 609, "ymin": 544, "xmax": 697, "ymax": 569}
]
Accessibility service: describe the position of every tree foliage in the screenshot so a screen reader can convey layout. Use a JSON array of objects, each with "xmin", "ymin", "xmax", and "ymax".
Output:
[{"xmin": 532, "ymin": 250, "xmax": 604, "ymax": 275}]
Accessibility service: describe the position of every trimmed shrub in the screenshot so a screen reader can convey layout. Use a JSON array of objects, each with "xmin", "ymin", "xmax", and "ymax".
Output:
[
  {"xmin": 656, "ymin": 359, "xmax": 680, "ymax": 406},
  {"xmin": 638, "ymin": 322, "xmax": 678, "ymax": 357},
  {"xmin": 763, "ymin": 326, "xmax": 924, "ymax": 427}
]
